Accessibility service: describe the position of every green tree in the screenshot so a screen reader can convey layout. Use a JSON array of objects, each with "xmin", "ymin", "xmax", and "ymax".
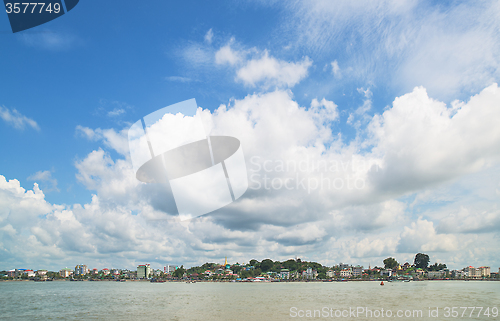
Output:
[
  {"xmin": 414, "ymin": 253, "xmax": 430, "ymax": 269},
  {"xmin": 249, "ymin": 259, "xmax": 259, "ymax": 267},
  {"xmin": 283, "ymin": 259, "xmax": 298, "ymax": 272},
  {"xmin": 428, "ymin": 263, "xmax": 447, "ymax": 271},
  {"xmin": 383, "ymin": 257, "xmax": 399, "ymax": 269},
  {"xmin": 173, "ymin": 265, "xmax": 186, "ymax": 279},
  {"xmin": 260, "ymin": 259, "xmax": 273, "ymax": 272}
]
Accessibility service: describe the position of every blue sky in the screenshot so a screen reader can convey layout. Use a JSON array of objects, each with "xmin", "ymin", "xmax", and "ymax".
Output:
[{"xmin": 1, "ymin": 0, "xmax": 500, "ymax": 271}]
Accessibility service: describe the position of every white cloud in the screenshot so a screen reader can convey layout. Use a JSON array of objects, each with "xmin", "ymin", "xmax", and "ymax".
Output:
[
  {"xmin": 107, "ymin": 108, "xmax": 125, "ymax": 117},
  {"xmin": 310, "ymin": 98, "xmax": 338, "ymax": 123},
  {"xmin": 438, "ymin": 207, "xmax": 500, "ymax": 234},
  {"xmin": 3, "ymin": 83, "xmax": 500, "ymax": 270},
  {"xmin": 397, "ymin": 219, "xmax": 458, "ymax": 253},
  {"xmin": 0, "ymin": 176, "xmax": 53, "ymax": 231},
  {"xmin": 0, "ymin": 106, "xmax": 39, "ymax": 131},
  {"xmin": 277, "ymin": 0, "xmax": 500, "ymax": 98},
  {"xmin": 182, "ymin": 42, "xmax": 213, "ymax": 67},
  {"xmin": 204, "ymin": 28, "xmax": 214, "ymax": 44},
  {"xmin": 28, "ymin": 170, "xmax": 59, "ymax": 193},
  {"xmin": 95, "ymin": 99, "xmax": 132, "ymax": 119},
  {"xmin": 165, "ymin": 76, "xmax": 192, "ymax": 83},
  {"xmin": 347, "ymin": 88, "xmax": 373, "ymax": 128},
  {"xmin": 76, "ymin": 125, "xmax": 130, "ymax": 156},
  {"xmin": 368, "ymin": 84, "xmax": 500, "ymax": 194},
  {"xmin": 235, "ymin": 51, "xmax": 312, "ymax": 88},
  {"xmin": 341, "ymin": 235, "xmax": 399, "ymax": 259},
  {"xmin": 331, "ymin": 60, "xmax": 341, "ymax": 78},
  {"xmin": 215, "ymin": 42, "xmax": 243, "ymax": 66}
]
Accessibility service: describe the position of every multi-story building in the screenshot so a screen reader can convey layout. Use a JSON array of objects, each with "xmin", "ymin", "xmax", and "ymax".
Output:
[
  {"xmin": 23, "ymin": 270, "xmax": 35, "ymax": 277},
  {"xmin": 102, "ymin": 268, "xmax": 110, "ymax": 276},
  {"xmin": 340, "ymin": 269, "xmax": 352, "ymax": 278},
  {"xmin": 339, "ymin": 263, "xmax": 350, "ymax": 270},
  {"xmin": 451, "ymin": 270, "xmax": 466, "ymax": 279},
  {"xmin": 427, "ymin": 271, "xmax": 445, "ymax": 279},
  {"xmin": 36, "ymin": 270, "xmax": 48, "ymax": 276},
  {"xmin": 465, "ymin": 266, "xmax": 481, "ymax": 279},
  {"xmin": 74, "ymin": 265, "xmax": 88, "ymax": 275},
  {"xmin": 302, "ymin": 267, "xmax": 317, "ymax": 279},
  {"xmin": 60, "ymin": 268, "xmax": 73, "ymax": 278},
  {"xmin": 164, "ymin": 265, "xmax": 177, "ymax": 275},
  {"xmin": 380, "ymin": 269, "xmax": 392, "ymax": 277},
  {"xmin": 326, "ymin": 270, "xmax": 335, "ymax": 278},
  {"xmin": 479, "ymin": 266, "xmax": 490, "ymax": 277},
  {"xmin": 280, "ymin": 269, "xmax": 290, "ymax": 279},
  {"xmin": 137, "ymin": 264, "xmax": 151, "ymax": 279},
  {"xmin": 352, "ymin": 265, "xmax": 363, "ymax": 277}
]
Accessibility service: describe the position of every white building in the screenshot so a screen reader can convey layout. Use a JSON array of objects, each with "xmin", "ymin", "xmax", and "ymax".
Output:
[
  {"xmin": 302, "ymin": 268, "xmax": 317, "ymax": 279},
  {"xmin": 36, "ymin": 270, "xmax": 48, "ymax": 276},
  {"xmin": 164, "ymin": 265, "xmax": 177, "ymax": 275},
  {"xmin": 74, "ymin": 264, "xmax": 88, "ymax": 275},
  {"xmin": 479, "ymin": 266, "xmax": 491, "ymax": 277},
  {"xmin": 280, "ymin": 269, "xmax": 290, "ymax": 279},
  {"xmin": 465, "ymin": 266, "xmax": 482, "ymax": 279},
  {"xmin": 137, "ymin": 264, "xmax": 151, "ymax": 279},
  {"xmin": 380, "ymin": 269, "xmax": 392, "ymax": 277},
  {"xmin": 427, "ymin": 271, "xmax": 445, "ymax": 279},
  {"xmin": 60, "ymin": 268, "xmax": 73, "ymax": 278},
  {"xmin": 340, "ymin": 269, "xmax": 352, "ymax": 278}
]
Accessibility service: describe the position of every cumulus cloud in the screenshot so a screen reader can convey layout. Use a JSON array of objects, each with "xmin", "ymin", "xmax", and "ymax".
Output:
[
  {"xmin": 215, "ymin": 43, "xmax": 243, "ymax": 66},
  {"xmin": 235, "ymin": 51, "xmax": 312, "ymax": 88},
  {"xmin": 214, "ymin": 38, "xmax": 313, "ymax": 88},
  {"xmin": 3, "ymin": 83, "xmax": 500, "ymax": 270},
  {"xmin": 0, "ymin": 106, "xmax": 39, "ymax": 131},
  {"xmin": 0, "ymin": 176, "xmax": 53, "ymax": 232},
  {"xmin": 76, "ymin": 125, "xmax": 130, "ymax": 156},
  {"xmin": 28, "ymin": 170, "xmax": 59, "ymax": 193},
  {"xmin": 438, "ymin": 207, "xmax": 500, "ymax": 234},
  {"xmin": 397, "ymin": 219, "xmax": 458, "ymax": 253},
  {"xmin": 368, "ymin": 84, "xmax": 500, "ymax": 195}
]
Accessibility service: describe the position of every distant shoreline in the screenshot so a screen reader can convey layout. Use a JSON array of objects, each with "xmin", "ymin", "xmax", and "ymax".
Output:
[{"xmin": 1, "ymin": 279, "xmax": 498, "ymax": 283}]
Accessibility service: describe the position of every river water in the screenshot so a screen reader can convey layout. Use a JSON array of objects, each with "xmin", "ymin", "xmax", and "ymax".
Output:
[{"xmin": 0, "ymin": 280, "xmax": 498, "ymax": 320}]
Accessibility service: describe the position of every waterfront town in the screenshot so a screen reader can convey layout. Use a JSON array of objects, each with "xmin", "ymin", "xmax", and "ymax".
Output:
[{"xmin": 1, "ymin": 253, "xmax": 497, "ymax": 282}]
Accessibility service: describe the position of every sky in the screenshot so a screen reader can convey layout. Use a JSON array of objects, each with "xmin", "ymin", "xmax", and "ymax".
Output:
[{"xmin": 1, "ymin": 0, "xmax": 500, "ymax": 272}]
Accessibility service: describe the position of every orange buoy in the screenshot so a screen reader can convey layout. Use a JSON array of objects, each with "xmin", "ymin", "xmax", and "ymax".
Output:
[{"xmin": 380, "ymin": 281, "xmax": 384, "ymax": 286}]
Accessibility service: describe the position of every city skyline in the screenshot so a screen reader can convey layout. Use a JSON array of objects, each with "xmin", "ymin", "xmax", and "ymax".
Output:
[{"xmin": 1, "ymin": 1, "xmax": 500, "ymax": 272}]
